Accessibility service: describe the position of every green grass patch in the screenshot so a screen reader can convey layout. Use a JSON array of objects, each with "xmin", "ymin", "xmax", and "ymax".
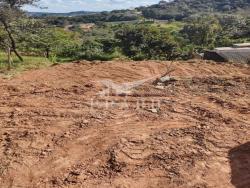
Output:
[
  {"xmin": 0, "ymin": 52, "xmax": 53, "ymax": 77},
  {"xmin": 153, "ymin": 21, "xmax": 185, "ymax": 32}
]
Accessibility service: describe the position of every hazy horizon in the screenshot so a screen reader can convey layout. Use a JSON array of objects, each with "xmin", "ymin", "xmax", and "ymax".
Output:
[{"xmin": 24, "ymin": 0, "xmax": 162, "ymax": 13}]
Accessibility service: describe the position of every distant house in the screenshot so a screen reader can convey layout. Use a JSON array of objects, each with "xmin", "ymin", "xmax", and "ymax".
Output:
[
  {"xmin": 233, "ymin": 43, "xmax": 250, "ymax": 48},
  {"xmin": 204, "ymin": 43, "xmax": 250, "ymax": 63},
  {"xmin": 159, "ymin": 0, "xmax": 167, "ymax": 6}
]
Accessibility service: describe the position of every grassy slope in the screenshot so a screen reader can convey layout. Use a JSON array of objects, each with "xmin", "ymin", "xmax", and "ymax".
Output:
[
  {"xmin": 152, "ymin": 21, "xmax": 184, "ymax": 32},
  {"xmin": 0, "ymin": 52, "xmax": 52, "ymax": 77}
]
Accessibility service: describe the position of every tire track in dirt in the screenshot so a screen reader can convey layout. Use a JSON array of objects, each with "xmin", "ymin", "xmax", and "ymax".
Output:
[{"xmin": 0, "ymin": 61, "xmax": 249, "ymax": 187}]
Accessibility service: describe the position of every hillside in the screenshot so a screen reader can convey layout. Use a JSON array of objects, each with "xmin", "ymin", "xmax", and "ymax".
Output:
[
  {"xmin": 44, "ymin": 0, "xmax": 250, "ymax": 25},
  {"xmin": 28, "ymin": 11, "xmax": 97, "ymax": 17},
  {"xmin": 139, "ymin": 0, "xmax": 250, "ymax": 20},
  {"xmin": 47, "ymin": 9, "xmax": 141, "ymax": 25}
]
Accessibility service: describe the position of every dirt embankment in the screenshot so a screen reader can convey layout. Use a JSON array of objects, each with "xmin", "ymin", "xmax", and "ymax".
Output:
[{"xmin": 0, "ymin": 60, "xmax": 249, "ymax": 188}]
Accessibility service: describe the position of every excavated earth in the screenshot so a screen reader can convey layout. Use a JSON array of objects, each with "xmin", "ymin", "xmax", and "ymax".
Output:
[{"xmin": 0, "ymin": 60, "xmax": 249, "ymax": 188}]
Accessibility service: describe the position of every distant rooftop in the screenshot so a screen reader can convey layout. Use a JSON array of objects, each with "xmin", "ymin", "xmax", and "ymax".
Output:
[
  {"xmin": 233, "ymin": 43, "xmax": 250, "ymax": 48},
  {"xmin": 215, "ymin": 47, "xmax": 250, "ymax": 51},
  {"xmin": 204, "ymin": 45, "xmax": 250, "ymax": 63},
  {"xmin": 214, "ymin": 43, "xmax": 250, "ymax": 51},
  {"xmin": 215, "ymin": 47, "xmax": 234, "ymax": 50}
]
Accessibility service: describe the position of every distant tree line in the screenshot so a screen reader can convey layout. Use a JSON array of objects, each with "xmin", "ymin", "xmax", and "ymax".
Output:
[
  {"xmin": 139, "ymin": 0, "xmax": 250, "ymax": 21},
  {"xmin": 44, "ymin": 0, "xmax": 250, "ymax": 26},
  {"xmin": 47, "ymin": 10, "xmax": 141, "ymax": 26}
]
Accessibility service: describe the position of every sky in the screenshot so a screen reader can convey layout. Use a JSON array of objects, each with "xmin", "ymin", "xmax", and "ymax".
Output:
[{"xmin": 24, "ymin": 0, "xmax": 161, "ymax": 13}]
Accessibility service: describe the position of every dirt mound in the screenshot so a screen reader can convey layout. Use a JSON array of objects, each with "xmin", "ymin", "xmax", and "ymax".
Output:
[{"xmin": 0, "ymin": 60, "xmax": 249, "ymax": 188}]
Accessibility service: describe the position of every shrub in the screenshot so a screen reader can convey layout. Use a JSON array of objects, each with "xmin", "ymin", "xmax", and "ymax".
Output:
[{"xmin": 115, "ymin": 25, "xmax": 179, "ymax": 60}]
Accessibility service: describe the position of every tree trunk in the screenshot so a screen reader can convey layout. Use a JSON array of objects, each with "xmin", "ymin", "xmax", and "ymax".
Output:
[
  {"xmin": 6, "ymin": 47, "xmax": 12, "ymax": 70},
  {"xmin": 1, "ymin": 20, "xmax": 23, "ymax": 62},
  {"xmin": 13, "ymin": 48, "xmax": 23, "ymax": 62},
  {"xmin": 45, "ymin": 49, "xmax": 50, "ymax": 58}
]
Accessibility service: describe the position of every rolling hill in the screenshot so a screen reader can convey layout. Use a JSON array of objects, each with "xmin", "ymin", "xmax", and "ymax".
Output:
[
  {"xmin": 39, "ymin": 0, "xmax": 250, "ymax": 26},
  {"xmin": 27, "ymin": 11, "xmax": 97, "ymax": 17},
  {"xmin": 139, "ymin": 0, "xmax": 250, "ymax": 20}
]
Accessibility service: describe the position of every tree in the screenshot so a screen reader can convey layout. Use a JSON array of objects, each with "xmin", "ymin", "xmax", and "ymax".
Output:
[
  {"xmin": 115, "ymin": 25, "xmax": 179, "ymax": 60},
  {"xmin": 180, "ymin": 16, "xmax": 222, "ymax": 49},
  {"xmin": 0, "ymin": 27, "xmax": 12, "ymax": 69},
  {"xmin": 0, "ymin": 0, "xmax": 39, "ymax": 61},
  {"xmin": 42, "ymin": 28, "xmax": 79, "ymax": 58}
]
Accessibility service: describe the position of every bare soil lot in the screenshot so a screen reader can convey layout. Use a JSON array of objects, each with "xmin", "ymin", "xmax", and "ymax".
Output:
[{"xmin": 0, "ymin": 60, "xmax": 249, "ymax": 188}]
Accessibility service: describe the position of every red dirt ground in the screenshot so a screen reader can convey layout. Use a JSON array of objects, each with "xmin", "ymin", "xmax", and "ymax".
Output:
[{"xmin": 0, "ymin": 60, "xmax": 249, "ymax": 188}]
